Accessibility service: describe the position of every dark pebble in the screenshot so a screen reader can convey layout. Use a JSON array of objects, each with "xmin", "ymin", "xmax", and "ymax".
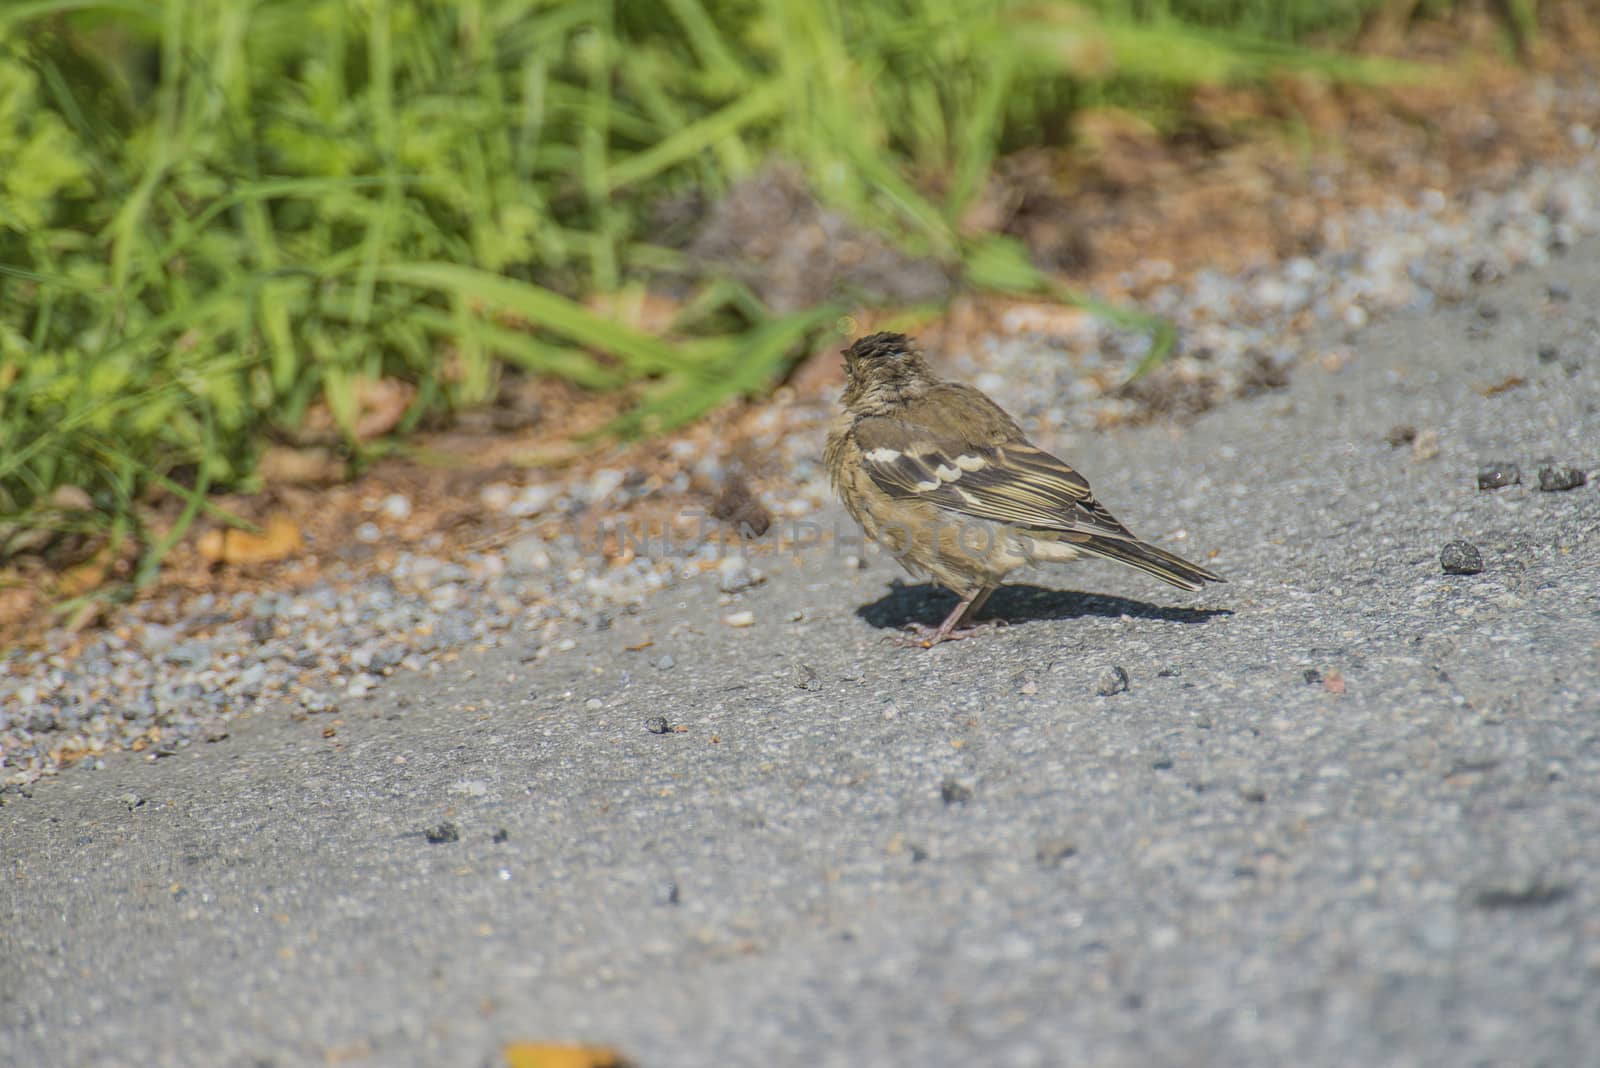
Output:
[
  {"xmin": 1476, "ymin": 463, "xmax": 1521, "ymax": 490},
  {"xmin": 1440, "ymin": 541, "xmax": 1485, "ymax": 576},
  {"xmin": 423, "ymin": 821, "xmax": 460, "ymax": 844},
  {"xmin": 1473, "ymin": 882, "xmax": 1572, "ymax": 910},
  {"xmin": 1095, "ymin": 666, "xmax": 1131, "ymax": 697},
  {"xmin": 1545, "ymin": 283, "xmax": 1570, "ymax": 303},
  {"xmin": 1302, "ymin": 668, "xmax": 1323, "ymax": 685},
  {"xmin": 1469, "ymin": 260, "xmax": 1500, "ymax": 285},
  {"xmin": 1536, "ymin": 464, "xmax": 1587, "ymax": 492},
  {"xmin": 1384, "ymin": 425, "xmax": 1418, "ymax": 447},
  {"xmin": 1537, "ymin": 344, "xmax": 1560, "ymax": 363},
  {"xmin": 1476, "ymin": 302, "xmax": 1499, "ymax": 321},
  {"xmin": 645, "ymin": 716, "xmax": 672, "ymax": 735},
  {"xmin": 940, "ymin": 778, "xmax": 974, "ymax": 805},
  {"xmin": 492, "ymin": 828, "xmax": 509, "ymax": 844}
]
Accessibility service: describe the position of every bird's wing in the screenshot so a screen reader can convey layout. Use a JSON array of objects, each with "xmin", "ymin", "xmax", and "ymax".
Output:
[{"xmin": 852, "ymin": 390, "xmax": 1138, "ymax": 541}]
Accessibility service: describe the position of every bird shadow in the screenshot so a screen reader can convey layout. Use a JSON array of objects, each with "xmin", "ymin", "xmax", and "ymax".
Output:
[{"xmin": 856, "ymin": 580, "xmax": 1231, "ymax": 632}]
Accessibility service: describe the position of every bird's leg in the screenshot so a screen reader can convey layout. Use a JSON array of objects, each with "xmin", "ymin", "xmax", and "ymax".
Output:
[
  {"xmin": 898, "ymin": 584, "xmax": 1000, "ymax": 647},
  {"xmin": 956, "ymin": 585, "xmax": 996, "ymax": 628}
]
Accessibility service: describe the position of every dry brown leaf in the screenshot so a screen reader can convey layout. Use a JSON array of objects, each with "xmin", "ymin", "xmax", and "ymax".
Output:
[
  {"xmin": 56, "ymin": 546, "xmax": 112, "ymax": 599},
  {"xmin": 502, "ymin": 1043, "xmax": 634, "ymax": 1068},
  {"xmin": 354, "ymin": 377, "xmax": 417, "ymax": 441},
  {"xmin": 197, "ymin": 515, "xmax": 304, "ymax": 566},
  {"xmin": 0, "ymin": 584, "xmax": 40, "ymax": 630},
  {"xmin": 1475, "ymin": 375, "xmax": 1527, "ymax": 397}
]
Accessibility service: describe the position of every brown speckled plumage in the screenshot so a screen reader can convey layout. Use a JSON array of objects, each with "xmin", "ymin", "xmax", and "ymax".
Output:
[{"xmin": 825, "ymin": 332, "xmax": 1223, "ymax": 645}]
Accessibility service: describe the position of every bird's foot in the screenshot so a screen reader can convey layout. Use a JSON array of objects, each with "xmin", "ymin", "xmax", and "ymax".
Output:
[{"xmin": 889, "ymin": 619, "xmax": 1003, "ymax": 649}]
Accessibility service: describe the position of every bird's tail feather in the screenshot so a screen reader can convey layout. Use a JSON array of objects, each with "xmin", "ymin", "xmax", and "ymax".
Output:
[{"xmin": 1077, "ymin": 537, "xmax": 1224, "ymax": 591}]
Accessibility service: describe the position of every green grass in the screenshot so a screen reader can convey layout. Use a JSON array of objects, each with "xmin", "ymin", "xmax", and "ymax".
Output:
[{"xmin": 0, "ymin": 0, "xmax": 1479, "ymax": 588}]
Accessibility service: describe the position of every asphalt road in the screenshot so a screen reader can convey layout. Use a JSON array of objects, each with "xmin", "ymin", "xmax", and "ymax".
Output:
[{"xmin": 4, "ymin": 239, "xmax": 1599, "ymax": 1068}]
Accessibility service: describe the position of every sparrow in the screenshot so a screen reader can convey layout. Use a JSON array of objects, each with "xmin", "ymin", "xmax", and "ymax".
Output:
[{"xmin": 824, "ymin": 331, "xmax": 1223, "ymax": 646}]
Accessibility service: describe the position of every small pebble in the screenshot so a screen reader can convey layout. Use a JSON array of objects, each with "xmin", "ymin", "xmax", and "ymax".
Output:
[
  {"xmin": 1035, "ymin": 837, "xmax": 1078, "ymax": 868},
  {"xmin": 504, "ymin": 534, "xmax": 552, "ymax": 574},
  {"xmin": 423, "ymin": 822, "xmax": 460, "ymax": 844},
  {"xmin": 717, "ymin": 555, "xmax": 762, "ymax": 594},
  {"xmin": 379, "ymin": 493, "xmax": 411, "ymax": 521},
  {"xmin": 1476, "ymin": 463, "xmax": 1521, "ymax": 490},
  {"xmin": 653, "ymin": 654, "xmax": 676, "ymax": 671},
  {"xmin": 587, "ymin": 468, "xmax": 625, "ymax": 505},
  {"xmin": 723, "ymin": 611, "xmax": 755, "ymax": 628},
  {"xmin": 507, "ymin": 484, "xmax": 557, "ymax": 517},
  {"xmin": 645, "ymin": 716, "xmax": 672, "ymax": 735},
  {"xmin": 940, "ymin": 779, "xmax": 974, "ymax": 805},
  {"xmin": 1411, "ymin": 429, "xmax": 1440, "ymax": 462},
  {"xmin": 1536, "ymin": 463, "xmax": 1587, "ymax": 492},
  {"xmin": 297, "ymin": 689, "xmax": 337, "ymax": 714},
  {"xmin": 479, "ymin": 482, "xmax": 516, "ymax": 512},
  {"xmin": 1096, "ymin": 666, "xmax": 1131, "ymax": 697},
  {"xmin": 1440, "ymin": 541, "xmax": 1485, "ymax": 576},
  {"xmin": 1384, "ymin": 425, "xmax": 1417, "ymax": 447}
]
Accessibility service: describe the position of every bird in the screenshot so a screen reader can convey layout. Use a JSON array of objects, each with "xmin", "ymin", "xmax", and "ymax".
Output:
[{"xmin": 824, "ymin": 331, "xmax": 1223, "ymax": 646}]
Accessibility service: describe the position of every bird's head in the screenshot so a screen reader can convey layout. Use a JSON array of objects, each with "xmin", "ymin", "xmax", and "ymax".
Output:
[{"xmin": 840, "ymin": 331, "xmax": 937, "ymax": 414}]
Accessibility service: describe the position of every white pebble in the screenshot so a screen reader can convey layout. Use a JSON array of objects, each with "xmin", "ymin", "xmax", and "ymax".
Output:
[
  {"xmin": 588, "ymin": 468, "xmax": 625, "ymax": 504},
  {"xmin": 723, "ymin": 611, "xmax": 755, "ymax": 628},
  {"xmin": 717, "ymin": 555, "xmax": 762, "ymax": 593},
  {"xmin": 508, "ymin": 484, "xmax": 557, "ymax": 518},
  {"xmin": 480, "ymin": 482, "xmax": 516, "ymax": 512}
]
